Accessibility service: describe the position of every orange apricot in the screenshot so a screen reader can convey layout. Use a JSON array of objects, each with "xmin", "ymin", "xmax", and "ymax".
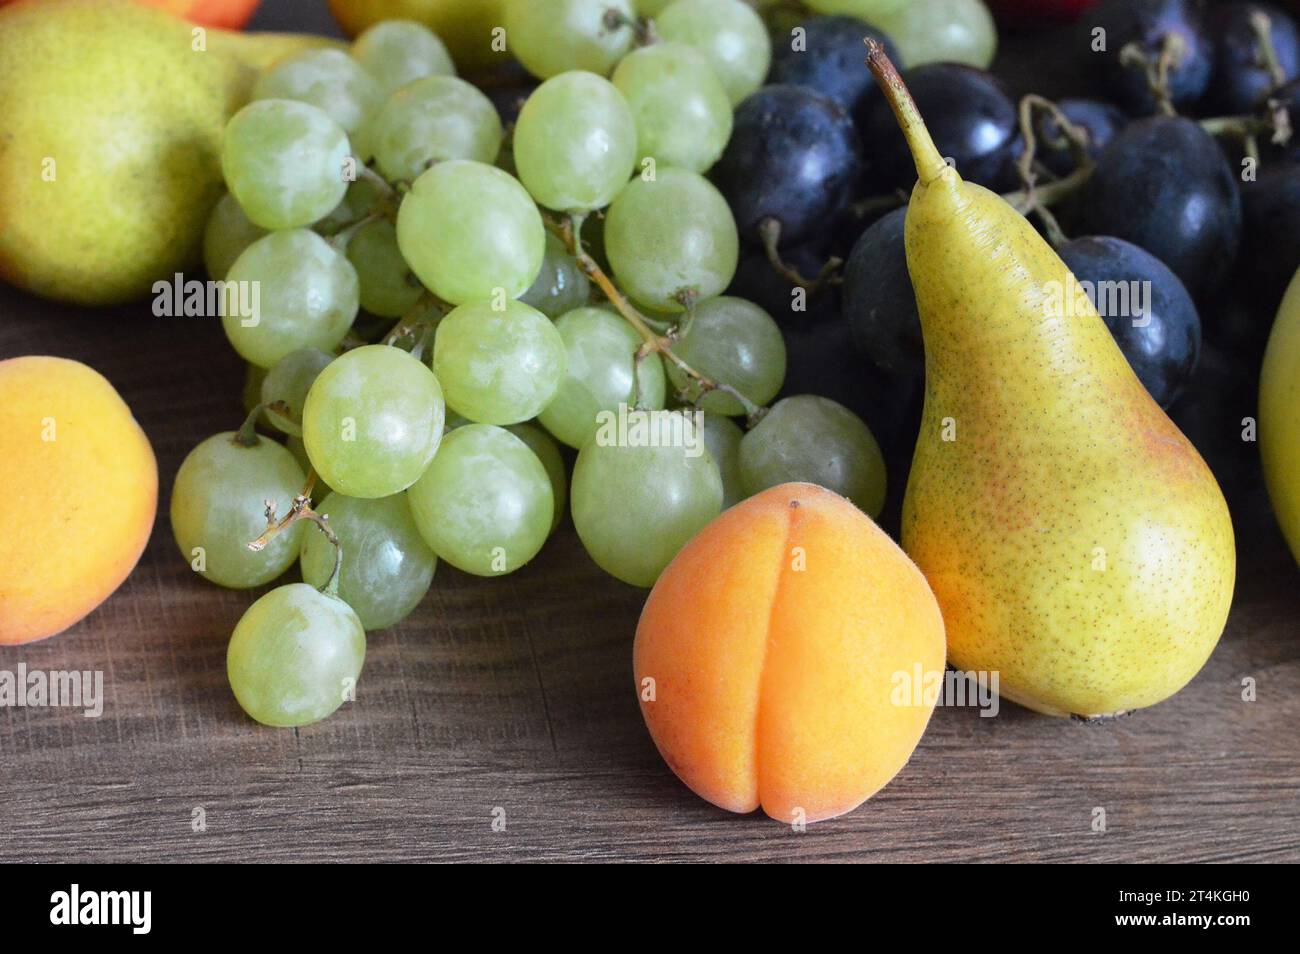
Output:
[
  {"xmin": 0, "ymin": 357, "xmax": 157, "ymax": 645},
  {"xmin": 634, "ymin": 482, "xmax": 945, "ymax": 824}
]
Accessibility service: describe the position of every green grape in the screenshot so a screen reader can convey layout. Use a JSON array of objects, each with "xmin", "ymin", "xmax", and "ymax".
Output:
[
  {"xmin": 300, "ymin": 491, "xmax": 437, "ymax": 630},
  {"xmin": 604, "ymin": 167, "xmax": 739, "ymax": 312},
  {"xmin": 665, "ymin": 296, "xmax": 786, "ymax": 415},
  {"xmin": 505, "ymin": 0, "xmax": 637, "ymax": 79},
  {"xmin": 513, "ymin": 71, "xmax": 638, "ymax": 213},
  {"xmin": 520, "ymin": 232, "xmax": 592, "ymax": 318},
  {"xmin": 432, "ymin": 299, "xmax": 567, "ymax": 425},
  {"xmin": 506, "ymin": 422, "xmax": 568, "ymax": 532},
  {"xmin": 221, "ymin": 99, "xmax": 351, "ymax": 230},
  {"xmin": 872, "ymin": 0, "xmax": 997, "ymax": 69},
  {"xmin": 803, "ymin": 0, "xmax": 907, "ymax": 17},
  {"xmin": 286, "ymin": 435, "xmax": 334, "ymax": 498},
  {"xmin": 571, "ymin": 409, "xmax": 723, "ymax": 586},
  {"xmin": 351, "ymin": 19, "xmax": 456, "ymax": 95},
  {"xmin": 538, "ymin": 306, "xmax": 666, "ymax": 448},
  {"xmin": 636, "ymin": 0, "xmax": 675, "ymax": 13},
  {"xmin": 370, "ymin": 75, "xmax": 503, "ymax": 184},
  {"xmin": 252, "ymin": 49, "xmax": 382, "ymax": 159},
  {"xmin": 701, "ymin": 412, "xmax": 745, "ymax": 508},
  {"xmin": 738, "ymin": 395, "xmax": 887, "ymax": 516},
  {"xmin": 612, "ymin": 42, "xmax": 733, "ymax": 174},
  {"xmin": 347, "ymin": 218, "xmax": 426, "ymax": 318},
  {"xmin": 656, "ymin": 0, "xmax": 771, "ymax": 106},
  {"xmin": 227, "ymin": 582, "xmax": 366, "ymax": 727},
  {"xmin": 170, "ymin": 432, "xmax": 307, "ymax": 589},
  {"xmin": 396, "ymin": 160, "xmax": 546, "ymax": 305},
  {"xmin": 204, "ymin": 193, "xmax": 268, "ymax": 280},
  {"xmin": 407, "ymin": 424, "xmax": 554, "ymax": 576},
  {"xmin": 302, "ymin": 345, "xmax": 446, "ymax": 499},
  {"xmin": 261, "ymin": 348, "xmax": 334, "ymax": 436},
  {"xmin": 222, "ymin": 229, "xmax": 359, "ymax": 369}
]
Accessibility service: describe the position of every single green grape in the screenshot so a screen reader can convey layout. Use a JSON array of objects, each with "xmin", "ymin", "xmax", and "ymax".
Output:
[
  {"xmin": 252, "ymin": 49, "xmax": 382, "ymax": 159},
  {"xmin": 222, "ymin": 229, "xmax": 359, "ymax": 369},
  {"xmin": 656, "ymin": 0, "xmax": 772, "ymax": 106},
  {"xmin": 665, "ymin": 296, "xmax": 786, "ymax": 415},
  {"xmin": 300, "ymin": 491, "xmax": 437, "ymax": 630},
  {"xmin": 302, "ymin": 345, "xmax": 446, "ymax": 499},
  {"xmin": 571, "ymin": 409, "xmax": 723, "ymax": 587},
  {"xmin": 702, "ymin": 412, "xmax": 745, "ymax": 508},
  {"xmin": 612, "ymin": 42, "xmax": 733, "ymax": 174},
  {"xmin": 513, "ymin": 71, "xmax": 638, "ymax": 213},
  {"xmin": 204, "ymin": 193, "xmax": 268, "ymax": 280},
  {"xmin": 407, "ymin": 424, "xmax": 554, "ymax": 576},
  {"xmin": 396, "ymin": 160, "xmax": 546, "ymax": 305},
  {"xmin": 635, "ymin": 0, "xmax": 675, "ymax": 13},
  {"xmin": 170, "ymin": 432, "xmax": 307, "ymax": 589},
  {"xmin": 872, "ymin": 0, "xmax": 997, "ymax": 69},
  {"xmin": 432, "ymin": 299, "xmax": 567, "ymax": 426},
  {"xmin": 370, "ymin": 75, "xmax": 503, "ymax": 184},
  {"xmin": 347, "ymin": 218, "xmax": 426, "ymax": 318},
  {"xmin": 350, "ymin": 19, "xmax": 456, "ymax": 95},
  {"xmin": 520, "ymin": 232, "xmax": 592, "ymax": 318},
  {"xmin": 739, "ymin": 395, "xmax": 887, "ymax": 516},
  {"xmin": 505, "ymin": 0, "xmax": 637, "ymax": 79},
  {"xmin": 538, "ymin": 306, "xmax": 667, "ymax": 449},
  {"xmin": 221, "ymin": 99, "xmax": 351, "ymax": 230},
  {"xmin": 506, "ymin": 422, "xmax": 569, "ymax": 532},
  {"xmin": 604, "ymin": 167, "xmax": 739, "ymax": 312},
  {"xmin": 261, "ymin": 348, "xmax": 334, "ymax": 436},
  {"xmin": 227, "ymin": 582, "xmax": 366, "ymax": 728}
]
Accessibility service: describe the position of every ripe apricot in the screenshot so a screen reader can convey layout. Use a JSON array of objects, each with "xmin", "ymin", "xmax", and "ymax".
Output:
[
  {"xmin": 634, "ymin": 482, "xmax": 945, "ymax": 824},
  {"xmin": 0, "ymin": 357, "xmax": 158, "ymax": 645}
]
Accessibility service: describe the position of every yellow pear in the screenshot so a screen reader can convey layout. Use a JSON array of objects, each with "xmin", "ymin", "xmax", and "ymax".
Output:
[
  {"xmin": 1261, "ymin": 269, "xmax": 1300, "ymax": 568},
  {"xmin": 866, "ymin": 44, "xmax": 1236, "ymax": 718},
  {"xmin": 0, "ymin": 0, "xmax": 337, "ymax": 306}
]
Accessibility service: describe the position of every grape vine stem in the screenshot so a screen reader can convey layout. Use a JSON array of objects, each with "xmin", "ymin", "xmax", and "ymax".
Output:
[
  {"xmin": 545, "ymin": 211, "xmax": 766, "ymax": 425},
  {"xmin": 248, "ymin": 472, "xmax": 344, "ymax": 597}
]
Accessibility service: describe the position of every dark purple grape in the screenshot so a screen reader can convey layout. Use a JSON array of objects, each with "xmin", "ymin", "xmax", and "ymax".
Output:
[
  {"xmin": 1058, "ymin": 236, "xmax": 1201, "ymax": 408},
  {"xmin": 1036, "ymin": 98, "xmax": 1128, "ymax": 177},
  {"xmin": 1238, "ymin": 162, "xmax": 1300, "ymax": 311},
  {"xmin": 1076, "ymin": 116, "xmax": 1242, "ymax": 298},
  {"xmin": 1080, "ymin": 0, "xmax": 1213, "ymax": 115},
  {"xmin": 842, "ymin": 207, "xmax": 923, "ymax": 378},
  {"xmin": 729, "ymin": 242, "xmax": 841, "ymax": 326},
  {"xmin": 1205, "ymin": 1, "xmax": 1300, "ymax": 115},
  {"xmin": 859, "ymin": 63, "xmax": 1022, "ymax": 194},
  {"xmin": 768, "ymin": 17, "xmax": 903, "ymax": 124},
  {"xmin": 712, "ymin": 85, "xmax": 864, "ymax": 247}
]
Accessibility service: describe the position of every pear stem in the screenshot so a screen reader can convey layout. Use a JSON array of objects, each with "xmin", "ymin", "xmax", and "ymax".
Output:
[{"xmin": 865, "ymin": 38, "xmax": 949, "ymax": 184}]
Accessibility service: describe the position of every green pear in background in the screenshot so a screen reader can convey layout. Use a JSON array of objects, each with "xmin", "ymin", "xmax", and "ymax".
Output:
[
  {"xmin": 0, "ymin": 0, "xmax": 336, "ymax": 307},
  {"xmin": 866, "ymin": 44, "xmax": 1236, "ymax": 718},
  {"xmin": 1261, "ymin": 269, "xmax": 1300, "ymax": 569}
]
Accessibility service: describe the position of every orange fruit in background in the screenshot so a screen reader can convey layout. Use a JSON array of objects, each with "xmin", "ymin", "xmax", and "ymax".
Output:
[
  {"xmin": 634, "ymin": 483, "xmax": 946, "ymax": 824},
  {"xmin": 0, "ymin": 357, "xmax": 158, "ymax": 645},
  {"xmin": 329, "ymin": 0, "xmax": 505, "ymax": 71},
  {"xmin": 0, "ymin": 0, "xmax": 262, "ymax": 29}
]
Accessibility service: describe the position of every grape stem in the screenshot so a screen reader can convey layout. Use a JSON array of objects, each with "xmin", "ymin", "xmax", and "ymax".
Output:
[
  {"xmin": 248, "ymin": 472, "xmax": 344, "ymax": 598},
  {"xmin": 1249, "ymin": 10, "xmax": 1288, "ymax": 89},
  {"xmin": 382, "ymin": 292, "xmax": 446, "ymax": 348},
  {"xmin": 545, "ymin": 211, "xmax": 767, "ymax": 426},
  {"xmin": 233, "ymin": 401, "xmax": 293, "ymax": 448},
  {"xmin": 1118, "ymin": 32, "xmax": 1186, "ymax": 118},
  {"xmin": 1012, "ymin": 95, "xmax": 1093, "ymax": 248},
  {"xmin": 757, "ymin": 218, "xmax": 843, "ymax": 291}
]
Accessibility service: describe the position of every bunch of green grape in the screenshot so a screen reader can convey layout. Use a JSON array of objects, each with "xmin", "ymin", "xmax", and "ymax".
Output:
[{"xmin": 180, "ymin": 2, "xmax": 890, "ymax": 730}]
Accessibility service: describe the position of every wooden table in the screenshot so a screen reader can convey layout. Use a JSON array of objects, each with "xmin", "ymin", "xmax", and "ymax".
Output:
[{"xmin": 2, "ymin": 3, "xmax": 1298, "ymax": 865}]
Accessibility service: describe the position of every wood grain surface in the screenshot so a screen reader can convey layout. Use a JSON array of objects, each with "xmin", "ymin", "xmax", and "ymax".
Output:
[{"xmin": 1, "ymin": 3, "xmax": 1298, "ymax": 864}]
